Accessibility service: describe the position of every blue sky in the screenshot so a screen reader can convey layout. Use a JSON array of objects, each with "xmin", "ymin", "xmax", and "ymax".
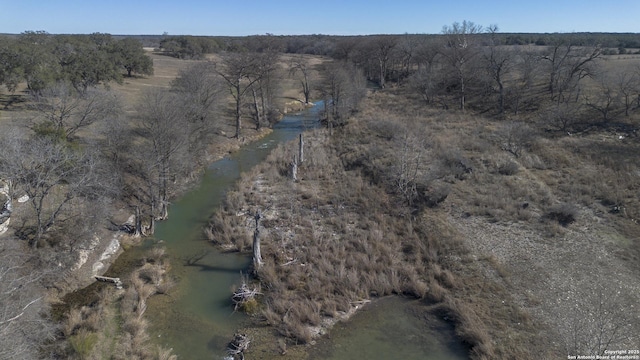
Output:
[{"xmin": 1, "ymin": 0, "xmax": 638, "ymax": 35}]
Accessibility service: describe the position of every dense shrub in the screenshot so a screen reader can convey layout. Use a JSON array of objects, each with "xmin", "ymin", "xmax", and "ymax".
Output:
[
  {"xmin": 422, "ymin": 182, "xmax": 451, "ymax": 208},
  {"xmin": 545, "ymin": 203, "xmax": 578, "ymax": 226},
  {"xmin": 497, "ymin": 160, "xmax": 520, "ymax": 175}
]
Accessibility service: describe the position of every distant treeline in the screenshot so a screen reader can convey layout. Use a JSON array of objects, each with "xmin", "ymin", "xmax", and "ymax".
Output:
[
  {"xmin": 3, "ymin": 31, "xmax": 637, "ymax": 63},
  {"xmin": 113, "ymin": 32, "xmax": 640, "ymax": 59},
  {"xmin": 2, "ymin": 28, "xmax": 639, "ymax": 125},
  {"xmin": 0, "ymin": 31, "xmax": 153, "ymax": 94}
]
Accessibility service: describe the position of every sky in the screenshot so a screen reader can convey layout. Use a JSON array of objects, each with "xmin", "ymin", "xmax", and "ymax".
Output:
[{"xmin": 1, "ymin": 0, "xmax": 638, "ymax": 36}]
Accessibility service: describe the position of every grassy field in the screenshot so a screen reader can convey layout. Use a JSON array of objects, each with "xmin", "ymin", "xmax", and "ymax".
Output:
[{"xmin": 0, "ymin": 49, "xmax": 324, "ymax": 146}]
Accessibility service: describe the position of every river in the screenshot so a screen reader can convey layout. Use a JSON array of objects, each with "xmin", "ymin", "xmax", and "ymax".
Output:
[
  {"xmin": 133, "ymin": 102, "xmax": 467, "ymax": 359},
  {"xmin": 144, "ymin": 104, "xmax": 323, "ymax": 359}
]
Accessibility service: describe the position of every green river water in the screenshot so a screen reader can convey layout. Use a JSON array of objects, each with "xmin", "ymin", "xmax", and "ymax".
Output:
[{"xmin": 120, "ymin": 103, "xmax": 468, "ymax": 359}]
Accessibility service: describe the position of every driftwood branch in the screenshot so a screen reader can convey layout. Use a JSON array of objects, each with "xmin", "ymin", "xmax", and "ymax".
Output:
[
  {"xmin": 232, "ymin": 281, "xmax": 261, "ymax": 311},
  {"xmin": 227, "ymin": 333, "xmax": 250, "ymax": 359},
  {"xmin": 0, "ymin": 297, "xmax": 41, "ymax": 326},
  {"xmin": 281, "ymin": 258, "xmax": 298, "ymax": 266},
  {"xmin": 95, "ymin": 275, "xmax": 123, "ymax": 289}
]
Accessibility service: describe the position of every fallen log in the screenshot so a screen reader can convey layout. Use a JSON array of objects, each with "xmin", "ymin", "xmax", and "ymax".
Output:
[{"xmin": 95, "ymin": 275, "xmax": 123, "ymax": 289}]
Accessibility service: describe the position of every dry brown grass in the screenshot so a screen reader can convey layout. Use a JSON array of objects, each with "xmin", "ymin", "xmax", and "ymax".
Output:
[
  {"xmin": 205, "ymin": 113, "xmax": 543, "ymax": 357},
  {"xmin": 367, "ymin": 87, "xmax": 640, "ymax": 357},
  {"xmin": 208, "ymin": 81, "xmax": 640, "ymax": 358},
  {"xmin": 57, "ymin": 247, "xmax": 176, "ymax": 359},
  {"xmin": 209, "ymin": 130, "xmax": 444, "ymax": 343}
]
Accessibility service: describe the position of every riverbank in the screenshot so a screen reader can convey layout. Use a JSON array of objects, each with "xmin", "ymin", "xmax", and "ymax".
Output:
[
  {"xmin": 45, "ymin": 57, "xmax": 316, "ymax": 356},
  {"xmin": 46, "ymin": 124, "xmax": 276, "ymax": 358},
  {"xmin": 54, "ymin": 125, "xmax": 273, "ymax": 290}
]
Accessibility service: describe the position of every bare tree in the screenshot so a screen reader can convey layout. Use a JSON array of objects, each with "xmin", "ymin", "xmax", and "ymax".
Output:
[
  {"xmin": 171, "ymin": 61, "xmax": 224, "ymax": 156},
  {"xmin": 584, "ymin": 73, "xmax": 620, "ymax": 123},
  {"xmin": 498, "ymin": 121, "xmax": 535, "ymax": 158},
  {"xmin": 366, "ymin": 35, "xmax": 397, "ymax": 89},
  {"xmin": 390, "ymin": 119, "xmax": 429, "ymax": 206},
  {"xmin": 396, "ymin": 34, "xmax": 421, "ymax": 82},
  {"xmin": 135, "ymin": 89, "xmax": 189, "ymax": 226},
  {"xmin": 31, "ymin": 82, "xmax": 122, "ymax": 141},
  {"xmin": 216, "ymin": 52, "xmax": 263, "ymax": 138},
  {"xmin": 612, "ymin": 69, "xmax": 640, "ymax": 116},
  {"xmin": 318, "ymin": 61, "xmax": 366, "ymax": 134},
  {"xmin": 332, "ymin": 37, "xmax": 360, "ymax": 62},
  {"xmin": 440, "ymin": 20, "xmax": 484, "ymax": 111},
  {"xmin": 562, "ymin": 284, "xmax": 638, "ymax": 357},
  {"xmin": 508, "ymin": 48, "xmax": 543, "ymax": 115},
  {"xmin": 97, "ymin": 106, "xmax": 131, "ymax": 167},
  {"xmin": 0, "ymin": 239, "xmax": 55, "ymax": 360},
  {"xmin": 408, "ymin": 67, "xmax": 441, "ymax": 106},
  {"xmin": 171, "ymin": 62, "xmax": 223, "ymax": 125},
  {"xmin": 541, "ymin": 40, "xmax": 601, "ymax": 103},
  {"xmin": 409, "ymin": 38, "xmax": 445, "ymax": 106},
  {"xmin": 289, "ymin": 55, "xmax": 313, "ymax": 104},
  {"xmin": 0, "ymin": 135, "xmax": 112, "ymax": 247},
  {"xmin": 247, "ymin": 51, "xmax": 281, "ymax": 130},
  {"xmin": 539, "ymin": 96, "xmax": 585, "ymax": 132},
  {"xmin": 483, "ymin": 25, "xmax": 513, "ymax": 114}
]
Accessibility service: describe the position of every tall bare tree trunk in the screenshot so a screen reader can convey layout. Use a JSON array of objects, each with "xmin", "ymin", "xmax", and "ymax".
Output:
[
  {"xmin": 251, "ymin": 87, "xmax": 262, "ymax": 130},
  {"xmin": 133, "ymin": 205, "xmax": 142, "ymax": 237},
  {"xmin": 148, "ymin": 215, "xmax": 155, "ymax": 235},
  {"xmin": 498, "ymin": 81, "xmax": 504, "ymax": 114},
  {"xmin": 290, "ymin": 155, "xmax": 298, "ymax": 181},
  {"xmin": 158, "ymin": 162, "xmax": 169, "ymax": 220},
  {"xmin": 159, "ymin": 200, "xmax": 168, "ymax": 221},
  {"xmin": 302, "ymin": 77, "xmax": 310, "ymax": 104},
  {"xmin": 235, "ymin": 82, "xmax": 242, "ymax": 139},
  {"xmin": 298, "ymin": 134, "xmax": 304, "ymax": 164},
  {"xmin": 253, "ymin": 210, "xmax": 263, "ymax": 269},
  {"xmin": 379, "ymin": 58, "xmax": 386, "ymax": 89},
  {"xmin": 460, "ymin": 72, "xmax": 466, "ymax": 111},
  {"xmin": 147, "ymin": 200, "xmax": 156, "ymax": 235}
]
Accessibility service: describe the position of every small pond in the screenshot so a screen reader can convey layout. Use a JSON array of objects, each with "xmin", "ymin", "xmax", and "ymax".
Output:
[{"xmin": 308, "ymin": 297, "xmax": 468, "ymax": 360}]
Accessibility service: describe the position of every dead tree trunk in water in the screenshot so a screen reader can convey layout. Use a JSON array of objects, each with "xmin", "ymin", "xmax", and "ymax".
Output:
[
  {"xmin": 253, "ymin": 210, "xmax": 263, "ymax": 269},
  {"xmin": 298, "ymin": 133, "xmax": 304, "ymax": 164},
  {"xmin": 290, "ymin": 155, "xmax": 298, "ymax": 181},
  {"xmin": 227, "ymin": 333, "xmax": 250, "ymax": 359}
]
